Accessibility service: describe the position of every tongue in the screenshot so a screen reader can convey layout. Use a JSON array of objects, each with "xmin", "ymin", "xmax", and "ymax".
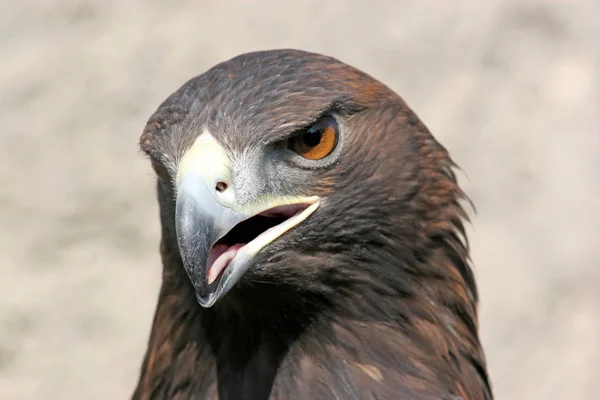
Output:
[{"xmin": 206, "ymin": 243, "xmax": 245, "ymax": 284}]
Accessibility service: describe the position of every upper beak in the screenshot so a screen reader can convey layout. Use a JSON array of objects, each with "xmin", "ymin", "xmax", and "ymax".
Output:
[{"xmin": 175, "ymin": 132, "xmax": 319, "ymax": 307}]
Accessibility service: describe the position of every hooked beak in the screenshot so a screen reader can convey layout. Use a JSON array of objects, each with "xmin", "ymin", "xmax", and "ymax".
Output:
[{"xmin": 175, "ymin": 132, "xmax": 319, "ymax": 307}]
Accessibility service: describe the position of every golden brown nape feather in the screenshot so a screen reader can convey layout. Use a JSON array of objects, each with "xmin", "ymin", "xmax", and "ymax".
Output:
[{"xmin": 133, "ymin": 49, "xmax": 492, "ymax": 400}]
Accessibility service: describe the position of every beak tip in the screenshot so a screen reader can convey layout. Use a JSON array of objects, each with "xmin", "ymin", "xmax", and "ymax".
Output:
[{"xmin": 195, "ymin": 289, "xmax": 222, "ymax": 308}]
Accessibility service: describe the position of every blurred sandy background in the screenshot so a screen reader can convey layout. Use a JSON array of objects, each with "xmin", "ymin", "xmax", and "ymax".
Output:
[{"xmin": 1, "ymin": 0, "xmax": 599, "ymax": 399}]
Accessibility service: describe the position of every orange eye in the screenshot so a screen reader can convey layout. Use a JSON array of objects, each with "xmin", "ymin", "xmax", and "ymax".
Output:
[
  {"xmin": 289, "ymin": 116, "xmax": 338, "ymax": 160},
  {"xmin": 151, "ymin": 160, "xmax": 170, "ymax": 181}
]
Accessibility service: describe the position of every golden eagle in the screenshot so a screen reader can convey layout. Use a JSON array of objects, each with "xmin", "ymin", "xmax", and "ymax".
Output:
[{"xmin": 133, "ymin": 49, "xmax": 492, "ymax": 400}]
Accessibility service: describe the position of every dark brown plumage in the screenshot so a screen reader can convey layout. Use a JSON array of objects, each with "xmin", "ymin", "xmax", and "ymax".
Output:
[{"xmin": 133, "ymin": 49, "xmax": 492, "ymax": 399}]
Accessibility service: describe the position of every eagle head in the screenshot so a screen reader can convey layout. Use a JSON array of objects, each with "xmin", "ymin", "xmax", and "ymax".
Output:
[{"xmin": 141, "ymin": 49, "xmax": 475, "ymax": 314}]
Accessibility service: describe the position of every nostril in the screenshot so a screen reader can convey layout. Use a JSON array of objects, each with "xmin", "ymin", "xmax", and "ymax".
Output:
[{"xmin": 215, "ymin": 181, "xmax": 228, "ymax": 193}]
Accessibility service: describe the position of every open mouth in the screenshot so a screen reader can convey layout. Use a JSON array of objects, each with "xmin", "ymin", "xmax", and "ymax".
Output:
[{"xmin": 205, "ymin": 203, "xmax": 315, "ymax": 284}]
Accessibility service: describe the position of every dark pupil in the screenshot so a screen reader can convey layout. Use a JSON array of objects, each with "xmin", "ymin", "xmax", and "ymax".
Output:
[{"xmin": 302, "ymin": 128, "xmax": 322, "ymax": 147}]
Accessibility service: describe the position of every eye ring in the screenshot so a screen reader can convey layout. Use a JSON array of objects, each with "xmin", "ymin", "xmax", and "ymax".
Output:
[{"xmin": 288, "ymin": 116, "xmax": 339, "ymax": 160}]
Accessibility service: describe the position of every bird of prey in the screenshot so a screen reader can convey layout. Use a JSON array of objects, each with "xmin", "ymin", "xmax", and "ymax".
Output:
[{"xmin": 133, "ymin": 49, "xmax": 492, "ymax": 400}]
